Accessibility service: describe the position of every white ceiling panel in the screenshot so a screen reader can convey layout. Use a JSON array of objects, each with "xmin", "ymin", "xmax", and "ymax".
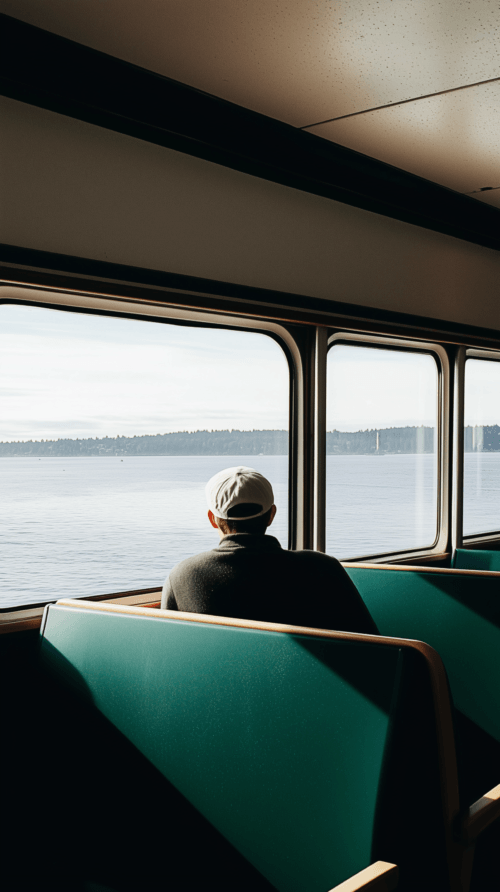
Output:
[
  {"xmin": 308, "ymin": 83, "xmax": 500, "ymax": 196},
  {"xmin": 1, "ymin": 1, "xmax": 500, "ymax": 126}
]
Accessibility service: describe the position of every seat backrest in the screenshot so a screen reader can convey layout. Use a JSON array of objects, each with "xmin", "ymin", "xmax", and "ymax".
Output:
[
  {"xmin": 40, "ymin": 601, "xmax": 458, "ymax": 892},
  {"xmin": 452, "ymin": 548, "xmax": 500, "ymax": 572},
  {"xmin": 345, "ymin": 563, "xmax": 500, "ymax": 743}
]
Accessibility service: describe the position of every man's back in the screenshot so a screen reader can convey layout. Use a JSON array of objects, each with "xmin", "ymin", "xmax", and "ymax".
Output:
[{"xmin": 162, "ymin": 533, "xmax": 378, "ymax": 635}]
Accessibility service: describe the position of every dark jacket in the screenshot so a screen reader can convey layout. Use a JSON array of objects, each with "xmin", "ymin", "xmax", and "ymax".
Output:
[{"xmin": 161, "ymin": 533, "xmax": 378, "ymax": 634}]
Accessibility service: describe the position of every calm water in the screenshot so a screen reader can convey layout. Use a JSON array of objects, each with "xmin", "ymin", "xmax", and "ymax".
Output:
[
  {"xmin": 1, "ymin": 456, "xmax": 288, "ymax": 607},
  {"xmin": 464, "ymin": 452, "xmax": 500, "ymax": 536},
  {"xmin": 1, "ymin": 453, "xmax": 497, "ymax": 607},
  {"xmin": 326, "ymin": 453, "xmax": 438, "ymax": 559}
]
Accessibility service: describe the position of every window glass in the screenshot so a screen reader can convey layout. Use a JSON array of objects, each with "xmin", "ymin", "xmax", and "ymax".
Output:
[
  {"xmin": 326, "ymin": 344, "xmax": 438, "ymax": 559},
  {"xmin": 464, "ymin": 358, "xmax": 500, "ymax": 536},
  {"xmin": 0, "ymin": 305, "xmax": 289, "ymax": 607}
]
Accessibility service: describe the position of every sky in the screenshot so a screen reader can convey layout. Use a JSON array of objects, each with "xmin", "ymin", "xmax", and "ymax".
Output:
[
  {"xmin": 0, "ymin": 304, "xmax": 289, "ymax": 441},
  {"xmin": 327, "ymin": 344, "xmax": 438, "ymax": 431},
  {"xmin": 1, "ymin": 304, "xmax": 497, "ymax": 442},
  {"xmin": 464, "ymin": 359, "xmax": 500, "ymax": 427}
]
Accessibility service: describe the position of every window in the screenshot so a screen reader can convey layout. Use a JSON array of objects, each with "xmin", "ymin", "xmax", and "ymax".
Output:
[
  {"xmin": 326, "ymin": 341, "xmax": 439, "ymax": 559},
  {"xmin": 463, "ymin": 356, "xmax": 500, "ymax": 537},
  {"xmin": 0, "ymin": 304, "xmax": 289, "ymax": 608}
]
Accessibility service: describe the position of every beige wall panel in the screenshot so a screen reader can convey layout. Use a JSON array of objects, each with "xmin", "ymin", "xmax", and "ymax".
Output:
[{"xmin": 1, "ymin": 97, "xmax": 500, "ymax": 330}]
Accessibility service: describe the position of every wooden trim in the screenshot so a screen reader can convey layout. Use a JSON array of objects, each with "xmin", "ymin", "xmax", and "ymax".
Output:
[
  {"xmin": 463, "ymin": 534, "xmax": 500, "ymax": 548},
  {"xmin": 0, "ymin": 606, "xmax": 45, "ymax": 635},
  {"xmin": 80, "ymin": 587, "xmax": 162, "ymax": 605},
  {"xmin": 0, "ymin": 586, "xmax": 162, "ymax": 612},
  {"xmin": 0, "ymin": 590, "xmax": 162, "ymax": 634},
  {"xmin": 391, "ymin": 552, "xmax": 451, "ymax": 565},
  {"xmin": 460, "ymin": 784, "xmax": 500, "ymax": 845},
  {"xmin": 343, "ymin": 561, "xmax": 500, "ymax": 578},
  {"xmin": 102, "ymin": 592, "xmax": 161, "ymax": 608},
  {"xmin": 329, "ymin": 862, "xmax": 398, "ymax": 892},
  {"xmin": 52, "ymin": 597, "xmax": 425, "ymax": 643}
]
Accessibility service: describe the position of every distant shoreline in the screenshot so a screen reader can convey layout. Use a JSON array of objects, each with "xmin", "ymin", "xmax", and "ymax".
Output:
[{"xmin": 1, "ymin": 425, "xmax": 492, "ymax": 456}]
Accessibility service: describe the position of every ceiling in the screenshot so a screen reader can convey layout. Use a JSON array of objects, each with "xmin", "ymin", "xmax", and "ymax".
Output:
[{"xmin": 2, "ymin": 0, "xmax": 500, "ymax": 207}]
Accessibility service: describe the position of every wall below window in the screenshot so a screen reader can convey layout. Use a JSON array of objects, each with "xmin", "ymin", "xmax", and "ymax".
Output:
[{"xmin": 2, "ymin": 95, "xmax": 500, "ymax": 331}]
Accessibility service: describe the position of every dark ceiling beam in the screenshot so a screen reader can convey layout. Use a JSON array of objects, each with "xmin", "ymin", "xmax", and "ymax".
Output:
[{"xmin": 1, "ymin": 13, "xmax": 500, "ymax": 252}]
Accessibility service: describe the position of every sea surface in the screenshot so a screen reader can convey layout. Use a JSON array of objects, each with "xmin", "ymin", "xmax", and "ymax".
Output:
[{"xmin": 1, "ymin": 453, "xmax": 497, "ymax": 607}]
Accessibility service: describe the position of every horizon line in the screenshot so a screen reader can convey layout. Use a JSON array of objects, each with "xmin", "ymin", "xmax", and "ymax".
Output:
[{"xmin": 0, "ymin": 424, "xmax": 455, "ymax": 445}]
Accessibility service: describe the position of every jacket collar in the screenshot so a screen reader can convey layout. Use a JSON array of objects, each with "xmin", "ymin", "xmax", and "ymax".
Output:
[{"xmin": 216, "ymin": 533, "xmax": 282, "ymax": 552}]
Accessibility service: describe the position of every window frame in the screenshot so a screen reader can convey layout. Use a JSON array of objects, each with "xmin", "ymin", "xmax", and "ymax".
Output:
[
  {"xmin": 0, "ymin": 286, "xmax": 302, "ymax": 617},
  {"xmin": 3, "ymin": 284, "xmax": 479, "ymax": 624},
  {"xmin": 460, "ymin": 347, "xmax": 500, "ymax": 546},
  {"xmin": 324, "ymin": 331, "xmax": 450, "ymax": 563}
]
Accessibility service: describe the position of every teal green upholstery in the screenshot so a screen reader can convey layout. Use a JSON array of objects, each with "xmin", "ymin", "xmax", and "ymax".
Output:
[
  {"xmin": 452, "ymin": 548, "xmax": 500, "ymax": 572},
  {"xmin": 40, "ymin": 603, "xmax": 445, "ymax": 892},
  {"xmin": 346, "ymin": 565, "xmax": 500, "ymax": 743}
]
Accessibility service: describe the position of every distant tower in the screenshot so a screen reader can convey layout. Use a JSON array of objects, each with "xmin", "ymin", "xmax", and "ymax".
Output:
[
  {"xmin": 472, "ymin": 426, "xmax": 484, "ymax": 452},
  {"xmin": 376, "ymin": 431, "xmax": 379, "ymax": 453}
]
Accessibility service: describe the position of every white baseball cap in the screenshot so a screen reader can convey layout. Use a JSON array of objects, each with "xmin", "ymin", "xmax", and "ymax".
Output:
[{"xmin": 206, "ymin": 466, "xmax": 274, "ymax": 520}]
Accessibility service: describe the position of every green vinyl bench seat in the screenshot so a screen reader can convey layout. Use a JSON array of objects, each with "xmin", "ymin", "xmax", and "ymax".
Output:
[
  {"xmin": 40, "ymin": 600, "xmax": 500, "ymax": 892},
  {"xmin": 452, "ymin": 548, "xmax": 500, "ymax": 572},
  {"xmin": 344, "ymin": 562, "xmax": 500, "ymax": 745}
]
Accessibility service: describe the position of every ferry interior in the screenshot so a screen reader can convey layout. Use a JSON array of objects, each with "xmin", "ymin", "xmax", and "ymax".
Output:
[{"xmin": 3, "ymin": 3, "xmax": 500, "ymax": 891}]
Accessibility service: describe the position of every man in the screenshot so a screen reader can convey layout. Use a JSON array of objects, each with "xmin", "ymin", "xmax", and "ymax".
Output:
[{"xmin": 161, "ymin": 466, "xmax": 377, "ymax": 634}]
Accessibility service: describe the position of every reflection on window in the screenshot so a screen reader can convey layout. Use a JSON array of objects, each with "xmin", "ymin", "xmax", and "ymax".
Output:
[
  {"xmin": 326, "ymin": 344, "xmax": 438, "ymax": 559},
  {"xmin": 464, "ymin": 358, "xmax": 500, "ymax": 536},
  {"xmin": 0, "ymin": 305, "xmax": 289, "ymax": 607}
]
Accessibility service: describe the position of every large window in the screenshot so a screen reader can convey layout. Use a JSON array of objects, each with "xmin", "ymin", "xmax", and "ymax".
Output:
[
  {"xmin": 464, "ymin": 357, "xmax": 500, "ymax": 537},
  {"xmin": 0, "ymin": 304, "xmax": 289, "ymax": 608},
  {"xmin": 326, "ymin": 342, "xmax": 439, "ymax": 559}
]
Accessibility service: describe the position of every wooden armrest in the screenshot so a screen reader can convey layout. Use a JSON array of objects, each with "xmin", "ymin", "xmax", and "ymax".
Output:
[
  {"xmin": 460, "ymin": 784, "xmax": 500, "ymax": 844},
  {"xmin": 328, "ymin": 862, "xmax": 398, "ymax": 892}
]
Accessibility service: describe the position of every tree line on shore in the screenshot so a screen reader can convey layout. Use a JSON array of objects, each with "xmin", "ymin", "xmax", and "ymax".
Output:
[{"xmin": 0, "ymin": 425, "xmax": 497, "ymax": 457}]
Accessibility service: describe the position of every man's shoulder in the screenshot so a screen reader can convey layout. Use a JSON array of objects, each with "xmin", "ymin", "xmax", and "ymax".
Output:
[
  {"xmin": 168, "ymin": 548, "xmax": 221, "ymax": 579},
  {"xmin": 284, "ymin": 549, "xmax": 353, "ymax": 580},
  {"xmin": 287, "ymin": 548, "xmax": 343, "ymax": 568},
  {"xmin": 168, "ymin": 543, "xmax": 346, "ymax": 583}
]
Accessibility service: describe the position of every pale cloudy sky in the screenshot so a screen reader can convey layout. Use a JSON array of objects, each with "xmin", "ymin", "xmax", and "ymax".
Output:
[
  {"xmin": 328, "ymin": 346, "xmax": 500, "ymax": 432},
  {"xmin": 465, "ymin": 359, "xmax": 500, "ymax": 428},
  {"xmin": 0, "ymin": 304, "xmax": 289, "ymax": 441},
  {"xmin": 327, "ymin": 344, "xmax": 439, "ymax": 432},
  {"xmin": 1, "ymin": 304, "xmax": 497, "ymax": 442}
]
